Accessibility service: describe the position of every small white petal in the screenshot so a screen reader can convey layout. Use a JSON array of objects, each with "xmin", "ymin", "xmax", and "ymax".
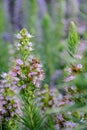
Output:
[{"xmin": 15, "ymin": 33, "xmax": 22, "ymax": 39}]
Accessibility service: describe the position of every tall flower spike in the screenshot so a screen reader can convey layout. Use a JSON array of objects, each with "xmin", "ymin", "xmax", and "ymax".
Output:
[
  {"xmin": 0, "ymin": 28, "xmax": 44, "ymax": 123},
  {"xmin": 68, "ymin": 21, "xmax": 79, "ymax": 56}
]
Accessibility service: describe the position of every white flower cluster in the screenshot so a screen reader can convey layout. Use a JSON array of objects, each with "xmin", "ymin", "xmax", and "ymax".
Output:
[
  {"xmin": 36, "ymin": 86, "xmax": 79, "ymax": 129},
  {"xmin": 16, "ymin": 31, "xmax": 32, "ymax": 40},
  {"xmin": 0, "ymin": 75, "xmax": 21, "ymax": 122},
  {"xmin": 8, "ymin": 56, "xmax": 44, "ymax": 88},
  {"xmin": 37, "ymin": 87, "xmax": 75, "ymax": 113},
  {"xmin": 65, "ymin": 63, "xmax": 83, "ymax": 82},
  {"xmin": 15, "ymin": 29, "xmax": 33, "ymax": 51}
]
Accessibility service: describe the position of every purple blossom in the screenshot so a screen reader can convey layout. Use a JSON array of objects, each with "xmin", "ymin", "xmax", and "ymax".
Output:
[{"xmin": 15, "ymin": 59, "xmax": 23, "ymax": 65}]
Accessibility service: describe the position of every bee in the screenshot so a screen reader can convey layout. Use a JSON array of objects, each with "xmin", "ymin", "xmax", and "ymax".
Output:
[
  {"xmin": 71, "ymin": 64, "xmax": 82, "ymax": 73},
  {"xmin": 32, "ymin": 58, "xmax": 39, "ymax": 64}
]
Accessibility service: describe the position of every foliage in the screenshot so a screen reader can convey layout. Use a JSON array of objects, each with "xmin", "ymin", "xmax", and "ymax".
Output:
[{"xmin": 19, "ymin": 98, "xmax": 47, "ymax": 130}]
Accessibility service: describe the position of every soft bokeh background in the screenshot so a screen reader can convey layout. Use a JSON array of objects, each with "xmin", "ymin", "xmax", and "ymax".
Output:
[{"xmin": 0, "ymin": 0, "xmax": 87, "ymax": 85}]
